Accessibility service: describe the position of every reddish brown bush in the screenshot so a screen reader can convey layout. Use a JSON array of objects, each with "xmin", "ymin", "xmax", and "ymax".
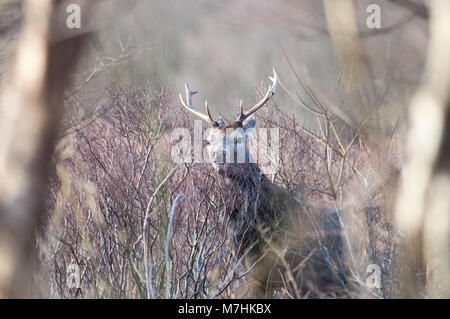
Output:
[{"xmin": 36, "ymin": 80, "xmax": 398, "ymax": 298}]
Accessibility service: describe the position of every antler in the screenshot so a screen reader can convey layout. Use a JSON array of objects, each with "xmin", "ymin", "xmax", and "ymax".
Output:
[
  {"xmin": 237, "ymin": 68, "xmax": 278, "ymax": 122},
  {"xmin": 179, "ymin": 83, "xmax": 217, "ymax": 125},
  {"xmin": 179, "ymin": 69, "xmax": 278, "ymax": 127}
]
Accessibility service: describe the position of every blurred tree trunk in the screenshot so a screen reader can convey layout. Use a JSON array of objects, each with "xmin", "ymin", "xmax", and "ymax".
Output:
[
  {"xmin": 323, "ymin": 0, "xmax": 386, "ymax": 177},
  {"xmin": 0, "ymin": 0, "xmax": 89, "ymax": 297},
  {"xmin": 395, "ymin": 0, "xmax": 450, "ymax": 298}
]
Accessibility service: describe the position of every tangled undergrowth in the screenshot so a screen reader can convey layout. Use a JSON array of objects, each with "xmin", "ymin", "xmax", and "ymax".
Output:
[{"xmin": 36, "ymin": 82, "xmax": 400, "ymax": 298}]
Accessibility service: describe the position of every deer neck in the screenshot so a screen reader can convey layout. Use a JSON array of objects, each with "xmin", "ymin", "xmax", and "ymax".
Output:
[{"xmin": 220, "ymin": 162, "xmax": 268, "ymax": 191}]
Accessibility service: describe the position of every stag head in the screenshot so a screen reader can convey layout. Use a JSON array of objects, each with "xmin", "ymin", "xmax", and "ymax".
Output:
[{"xmin": 179, "ymin": 69, "xmax": 278, "ymax": 173}]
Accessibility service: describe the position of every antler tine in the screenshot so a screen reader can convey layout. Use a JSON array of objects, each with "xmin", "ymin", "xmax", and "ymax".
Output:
[
  {"xmin": 205, "ymin": 101, "xmax": 213, "ymax": 122},
  {"xmin": 239, "ymin": 100, "xmax": 244, "ymax": 119},
  {"xmin": 238, "ymin": 68, "xmax": 278, "ymax": 122},
  {"xmin": 179, "ymin": 83, "xmax": 216, "ymax": 124}
]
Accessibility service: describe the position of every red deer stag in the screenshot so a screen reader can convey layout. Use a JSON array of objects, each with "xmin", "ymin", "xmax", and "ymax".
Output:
[{"xmin": 179, "ymin": 69, "xmax": 347, "ymax": 298}]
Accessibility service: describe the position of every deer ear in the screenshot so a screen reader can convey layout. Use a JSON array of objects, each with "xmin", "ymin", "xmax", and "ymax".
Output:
[
  {"xmin": 215, "ymin": 118, "xmax": 225, "ymax": 126},
  {"xmin": 243, "ymin": 116, "xmax": 256, "ymax": 130}
]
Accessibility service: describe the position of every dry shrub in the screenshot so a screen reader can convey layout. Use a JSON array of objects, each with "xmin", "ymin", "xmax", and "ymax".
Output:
[{"xmin": 36, "ymin": 79, "xmax": 399, "ymax": 298}]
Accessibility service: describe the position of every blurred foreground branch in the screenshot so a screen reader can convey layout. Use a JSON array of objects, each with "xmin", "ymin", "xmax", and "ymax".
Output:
[
  {"xmin": 394, "ymin": 0, "xmax": 450, "ymax": 298},
  {"xmin": 0, "ymin": 0, "xmax": 90, "ymax": 297}
]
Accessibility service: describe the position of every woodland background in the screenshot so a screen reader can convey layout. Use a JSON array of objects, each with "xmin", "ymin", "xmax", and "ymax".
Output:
[{"xmin": 0, "ymin": 0, "xmax": 449, "ymax": 298}]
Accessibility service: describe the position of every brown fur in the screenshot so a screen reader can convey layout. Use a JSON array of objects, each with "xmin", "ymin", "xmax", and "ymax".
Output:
[{"xmin": 222, "ymin": 162, "xmax": 347, "ymax": 298}]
